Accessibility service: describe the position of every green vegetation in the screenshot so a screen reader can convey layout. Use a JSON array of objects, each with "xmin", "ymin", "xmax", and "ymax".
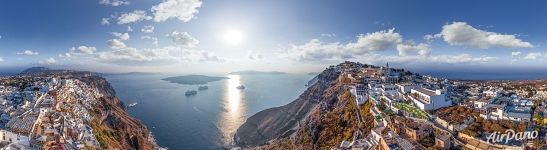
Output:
[
  {"xmin": 393, "ymin": 103, "xmax": 428, "ymax": 119},
  {"xmin": 534, "ymin": 114, "xmax": 544, "ymax": 126},
  {"xmin": 281, "ymin": 138, "xmax": 294, "ymax": 149},
  {"xmin": 378, "ymin": 98, "xmax": 387, "ymax": 111},
  {"xmin": 533, "ymin": 138, "xmax": 543, "ymax": 149},
  {"xmin": 359, "ymin": 101, "xmax": 375, "ymax": 135},
  {"xmin": 419, "ymin": 134, "xmax": 436, "ymax": 148},
  {"xmin": 525, "ymin": 86, "xmax": 537, "ymax": 97},
  {"xmin": 300, "ymin": 127, "xmax": 312, "ymax": 146}
]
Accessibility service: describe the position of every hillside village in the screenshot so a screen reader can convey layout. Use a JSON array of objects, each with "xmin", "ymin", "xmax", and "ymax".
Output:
[
  {"xmin": 335, "ymin": 61, "xmax": 545, "ymax": 149},
  {"xmin": 0, "ymin": 70, "xmax": 159, "ymax": 149},
  {"xmin": 239, "ymin": 61, "xmax": 546, "ymax": 150}
]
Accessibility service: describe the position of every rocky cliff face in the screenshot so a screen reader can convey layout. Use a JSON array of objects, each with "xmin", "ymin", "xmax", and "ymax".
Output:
[
  {"xmin": 236, "ymin": 64, "xmax": 377, "ymax": 149},
  {"xmin": 79, "ymin": 75, "xmax": 157, "ymax": 150},
  {"xmin": 235, "ymin": 67, "xmax": 342, "ymax": 147}
]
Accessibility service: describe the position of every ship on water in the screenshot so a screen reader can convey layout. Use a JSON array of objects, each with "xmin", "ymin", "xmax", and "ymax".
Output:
[
  {"xmin": 198, "ymin": 86, "xmax": 208, "ymax": 90},
  {"xmin": 236, "ymin": 85, "xmax": 245, "ymax": 90},
  {"xmin": 185, "ymin": 90, "xmax": 198, "ymax": 96},
  {"xmin": 127, "ymin": 102, "xmax": 138, "ymax": 108}
]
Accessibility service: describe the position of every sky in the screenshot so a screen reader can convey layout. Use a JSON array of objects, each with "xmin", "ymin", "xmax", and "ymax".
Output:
[{"xmin": 1, "ymin": 0, "xmax": 547, "ymax": 74}]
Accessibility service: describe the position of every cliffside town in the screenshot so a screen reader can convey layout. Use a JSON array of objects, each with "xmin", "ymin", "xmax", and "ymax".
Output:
[
  {"xmin": 0, "ymin": 68, "xmax": 159, "ymax": 149},
  {"xmin": 235, "ymin": 61, "xmax": 547, "ymax": 150}
]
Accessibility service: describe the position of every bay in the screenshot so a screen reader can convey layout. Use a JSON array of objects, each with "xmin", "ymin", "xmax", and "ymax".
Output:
[{"xmin": 104, "ymin": 74, "xmax": 313, "ymax": 149}]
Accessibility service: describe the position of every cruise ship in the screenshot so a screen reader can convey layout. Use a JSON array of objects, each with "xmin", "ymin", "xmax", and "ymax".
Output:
[
  {"xmin": 198, "ymin": 86, "xmax": 208, "ymax": 90},
  {"xmin": 185, "ymin": 90, "xmax": 197, "ymax": 96}
]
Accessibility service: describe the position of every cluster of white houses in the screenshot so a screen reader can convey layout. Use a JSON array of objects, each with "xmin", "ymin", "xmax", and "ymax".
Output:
[
  {"xmin": 0, "ymin": 76, "xmax": 103, "ymax": 149},
  {"xmin": 335, "ymin": 62, "xmax": 457, "ymax": 150},
  {"xmin": 331, "ymin": 61, "xmax": 544, "ymax": 150},
  {"xmin": 469, "ymin": 89, "xmax": 534, "ymax": 122},
  {"xmin": 346, "ymin": 62, "xmax": 453, "ymax": 112}
]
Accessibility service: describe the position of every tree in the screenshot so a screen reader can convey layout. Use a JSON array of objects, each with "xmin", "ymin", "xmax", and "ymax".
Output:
[{"xmin": 534, "ymin": 114, "xmax": 544, "ymax": 126}]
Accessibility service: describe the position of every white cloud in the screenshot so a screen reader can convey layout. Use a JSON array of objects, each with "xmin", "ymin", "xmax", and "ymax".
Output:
[
  {"xmin": 141, "ymin": 25, "xmax": 155, "ymax": 33},
  {"xmin": 423, "ymin": 34, "xmax": 441, "ymax": 41},
  {"xmin": 524, "ymin": 52, "xmax": 543, "ymax": 60},
  {"xmin": 127, "ymin": 26, "xmax": 133, "ymax": 32},
  {"xmin": 346, "ymin": 28, "xmax": 402, "ymax": 53},
  {"xmin": 111, "ymin": 32, "xmax": 130, "ymax": 41},
  {"xmin": 141, "ymin": 36, "xmax": 159, "ymax": 46},
  {"xmin": 107, "ymin": 33, "xmax": 130, "ymax": 49},
  {"xmin": 320, "ymin": 33, "xmax": 336, "ymax": 37},
  {"xmin": 359, "ymin": 53, "xmax": 498, "ymax": 65},
  {"xmin": 247, "ymin": 51, "xmax": 263, "ymax": 60},
  {"xmin": 151, "ymin": 0, "xmax": 202, "ymax": 22},
  {"xmin": 70, "ymin": 46, "xmax": 97, "ymax": 55},
  {"xmin": 195, "ymin": 51, "xmax": 225, "ymax": 62},
  {"xmin": 285, "ymin": 28, "xmax": 402, "ymax": 61},
  {"xmin": 108, "ymin": 39, "xmax": 127, "ymax": 49},
  {"xmin": 0, "ymin": 57, "xmax": 3, "ymax": 62},
  {"xmin": 166, "ymin": 31, "xmax": 199, "ymax": 47},
  {"xmin": 511, "ymin": 51, "xmax": 521, "ymax": 57},
  {"xmin": 96, "ymin": 47, "xmax": 176, "ymax": 64},
  {"xmin": 101, "ymin": 18, "xmax": 111, "ymax": 25},
  {"xmin": 95, "ymin": 46, "xmax": 223, "ymax": 65},
  {"xmin": 59, "ymin": 46, "xmax": 97, "ymax": 58},
  {"xmin": 99, "ymin": 0, "xmax": 130, "ymax": 6},
  {"xmin": 117, "ymin": 10, "xmax": 152, "ymax": 24},
  {"xmin": 428, "ymin": 54, "xmax": 498, "ymax": 64},
  {"xmin": 39, "ymin": 58, "xmax": 56, "ymax": 65},
  {"xmin": 432, "ymin": 22, "xmax": 533, "ymax": 49},
  {"xmin": 17, "ymin": 50, "xmax": 39, "ymax": 56},
  {"xmin": 396, "ymin": 42, "xmax": 431, "ymax": 57}
]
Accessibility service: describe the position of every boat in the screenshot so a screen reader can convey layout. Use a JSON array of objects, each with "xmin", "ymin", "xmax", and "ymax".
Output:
[
  {"xmin": 236, "ymin": 85, "xmax": 245, "ymax": 90},
  {"xmin": 127, "ymin": 102, "xmax": 138, "ymax": 108},
  {"xmin": 198, "ymin": 86, "xmax": 208, "ymax": 90},
  {"xmin": 185, "ymin": 90, "xmax": 197, "ymax": 96}
]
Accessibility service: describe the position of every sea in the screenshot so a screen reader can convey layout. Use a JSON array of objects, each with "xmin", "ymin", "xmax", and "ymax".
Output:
[{"xmin": 104, "ymin": 74, "xmax": 314, "ymax": 149}]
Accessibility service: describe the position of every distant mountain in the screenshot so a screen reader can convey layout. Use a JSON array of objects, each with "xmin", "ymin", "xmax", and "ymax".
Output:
[
  {"xmin": 20, "ymin": 67, "xmax": 50, "ymax": 74},
  {"xmin": 307, "ymin": 72, "xmax": 320, "ymax": 75},
  {"xmin": 162, "ymin": 75, "xmax": 228, "ymax": 85},
  {"xmin": 103, "ymin": 72, "xmax": 163, "ymax": 76},
  {"xmin": 228, "ymin": 70, "xmax": 286, "ymax": 75}
]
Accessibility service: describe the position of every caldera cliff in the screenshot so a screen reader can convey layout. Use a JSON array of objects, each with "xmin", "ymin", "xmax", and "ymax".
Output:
[
  {"xmin": 80, "ymin": 75, "xmax": 158, "ymax": 150},
  {"xmin": 235, "ymin": 64, "xmax": 376, "ymax": 149}
]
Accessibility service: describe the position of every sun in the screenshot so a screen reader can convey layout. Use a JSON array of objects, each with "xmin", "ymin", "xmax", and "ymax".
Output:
[{"xmin": 223, "ymin": 30, "xmax": 244, "ymax": 46}]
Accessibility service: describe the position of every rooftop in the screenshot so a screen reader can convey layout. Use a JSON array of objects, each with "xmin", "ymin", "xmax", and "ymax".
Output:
[{"xmin": 414, "ymin": 88, "xmax": 440, "ymax": 96}]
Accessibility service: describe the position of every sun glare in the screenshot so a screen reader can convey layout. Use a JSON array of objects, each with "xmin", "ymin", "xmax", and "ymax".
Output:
[{"xmin": 223, "ymin": 30, "xmax": 244, "ymax": 45}]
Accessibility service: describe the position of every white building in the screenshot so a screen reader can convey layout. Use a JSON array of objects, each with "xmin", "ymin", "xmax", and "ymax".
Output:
[
  {"xmin": 410, "ymin": 88, "xmax": 452, "ymax": 110},
  {"xmin": 473, "ymin": 97, "xmax": 490, "ymax": 109},
  {"xmin": 380, "ymin": 84, "xmax": 398, "ymax": 96},
  {"xmin": 479, "ymin": 103, "xmax": 504, "ymax": 121},
  {"xmin": 503, "ymin": 106, "xmax": 532, "ymax": 122},
  {"xmin": 483, "ymin": 89, "xmax": 500, "ymax": 97},
  {"xmin": 395, "ymin": 83, "xmax": 418, "ymax": 94},
  {"xmin": 0, "ymin": 130, "xmax": 30, "ymax": 147},
  {"xmin": 350, "ymin": 86, "xmax": 367, "ymax": 105}
]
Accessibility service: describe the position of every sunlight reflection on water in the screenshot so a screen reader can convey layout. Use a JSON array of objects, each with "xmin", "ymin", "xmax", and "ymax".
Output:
[{"xmin": 218, "ymin": 75, "xmax": 247, "ymax": 146}]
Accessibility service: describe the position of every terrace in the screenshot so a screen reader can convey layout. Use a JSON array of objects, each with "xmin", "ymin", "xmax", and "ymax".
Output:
[{"xmin": 393, "ymin": 103, "xmax": 428, "ymax": 119}]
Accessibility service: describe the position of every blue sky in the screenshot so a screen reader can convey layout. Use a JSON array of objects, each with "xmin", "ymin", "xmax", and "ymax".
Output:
[{"xmin": 1, "ymin": 0, "xmax": 546, "ymax": 73}]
